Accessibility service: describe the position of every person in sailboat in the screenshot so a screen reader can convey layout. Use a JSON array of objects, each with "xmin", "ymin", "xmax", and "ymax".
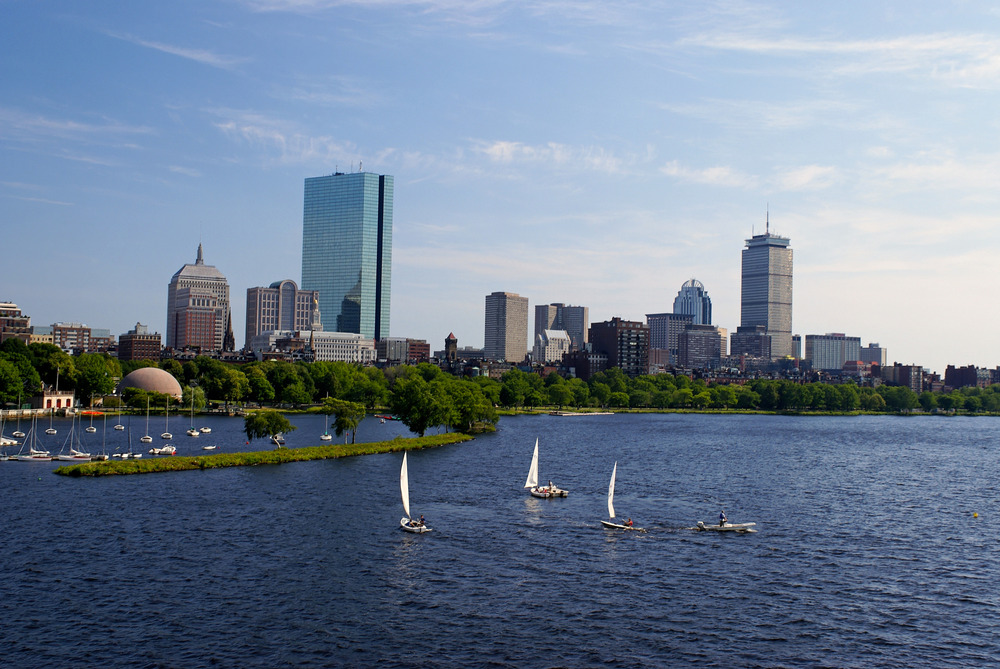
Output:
[
  {"xmin": 625, "ymin": 518, "xmax": 633, "ymax": 528},
  {"xmin": 418, "ymin": 514, "xmax": 425, "ymax": 527},
  {"xmin": 548, "ymin": 480, "xmax": 553, "ymax": 493},
  {"xmin": 719, "ymin": 510, "xmax": 727, "ymax": 526}
]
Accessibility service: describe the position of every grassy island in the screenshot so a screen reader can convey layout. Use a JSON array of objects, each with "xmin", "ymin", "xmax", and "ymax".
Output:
[{"xmin": 54, "ymin": 433, "xmax": 473, "ymax": 477}]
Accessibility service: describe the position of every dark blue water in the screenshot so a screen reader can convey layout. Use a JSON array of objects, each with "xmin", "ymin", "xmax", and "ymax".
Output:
[{"xmin": 2, "ymin": 414, "xmax": 998, "ymax": 668}]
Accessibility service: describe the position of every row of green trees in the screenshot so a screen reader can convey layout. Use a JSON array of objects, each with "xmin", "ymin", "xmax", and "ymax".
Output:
[{"xmin": 6, "ymin": 337, "xmax": 1000, "ymax": 440}]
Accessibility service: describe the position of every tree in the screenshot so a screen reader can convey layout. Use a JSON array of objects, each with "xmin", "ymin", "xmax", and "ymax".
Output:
[
  {"xmin": 389, "ymin": 374, "xmax": 449, "ymax": 437},
  {"xmin": 243, "ymin": 410, "xmax": 297, "ymax": 445},
  {"xmin": 322, "ymin": 397, "xmax": 365, "ymax": 444},
  {"xmin": 74, "ymin": 353, "xmax": 121, "ymax": 406}
]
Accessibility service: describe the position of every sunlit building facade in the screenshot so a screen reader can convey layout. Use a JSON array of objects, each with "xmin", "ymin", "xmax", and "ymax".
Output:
[
  {"xmin": 302, "ymin": 172, "xmax": 392, "ymax": 340},
  {"xmin": 166, "ymin": 244, "xmax": 231, "ymax": 352}
]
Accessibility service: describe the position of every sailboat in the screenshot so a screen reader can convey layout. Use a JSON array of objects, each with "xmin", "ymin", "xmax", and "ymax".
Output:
[
  {"xmin": 524, "ymin": 438, "xmax": 568, "ymax": 498},
  {"xmin": 45, "ymin": 407, "xmax": 57, "ymax": 435},
  {"xmin": 161, "ymin": 397, "xmax": 173, "ymax": 440},
  {"xmin": 12, "ymin": 391, "xmax": 25, "ymax": 438},
  {"xmin": 56, "ymin": 414, "xmax": 91, "ymax": 461},
  {"xmin": 186, "ymin": 392, "xmax": 199, "ymax": 437},
  {"xmin": 113, "ymin": 393, "xmax": 125, "ymax": 431},
  {"xmin": 399, "ymin": 451, "xmax": 431, "ymax": 533},
  {"xmin": 12, "ymin": 418, "xmax": 53, "ymax": 461},
  {"xmin": 600, "ymin": 462, "xmax": 645, "ymax": 531},
  {"xmin": 93, "ymin": 410, "xmax": 109, "ymax": 460},
  {"xmin": 46, "ymin": 370, "xmax": 59, "ymax": 434},
  {"xmin": 85, "ymin": 409, "xmax": 97, "ymax": 433},
  {"xmin": 140, "ymin": 397, "xmax": 153, "ymax": 443},
  {"xmin": 320, "ymin": 411, "xmax": 332, "ymax": 441}
]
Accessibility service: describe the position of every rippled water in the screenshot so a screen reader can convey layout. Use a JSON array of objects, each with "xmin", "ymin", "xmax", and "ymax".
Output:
[{"xmin": 2, "ymin": 413, "xmax": 999, "ymax": 667}]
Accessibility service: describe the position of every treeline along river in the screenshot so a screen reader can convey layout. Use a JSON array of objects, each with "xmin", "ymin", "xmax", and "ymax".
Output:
[{"xmin": 2, "ymin": 413, "xmax": 999, "ymax": 667}]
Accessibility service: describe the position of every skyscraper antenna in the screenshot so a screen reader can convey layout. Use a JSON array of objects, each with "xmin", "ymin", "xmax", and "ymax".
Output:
[{"xmin": 766, "ymin": 203, "xmax": 770, "ymax": 234}]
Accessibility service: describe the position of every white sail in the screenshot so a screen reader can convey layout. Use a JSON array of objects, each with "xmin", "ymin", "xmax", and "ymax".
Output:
[
  {"xmin": 524, "ymin": 438, "xmax": 539, "ymax": 489},
  {"xmin": 607, "ymin": 461, "xmax": 617, "ymax": 520},
  {"xmin": 401, "ymin": 451, "xmax": 411, "ymax": 520}
]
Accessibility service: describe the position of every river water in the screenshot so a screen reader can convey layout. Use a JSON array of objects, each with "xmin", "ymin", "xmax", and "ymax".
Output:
[{"xmin": 2, "ymin": 413, "xmax": 998, "ymax": 668}]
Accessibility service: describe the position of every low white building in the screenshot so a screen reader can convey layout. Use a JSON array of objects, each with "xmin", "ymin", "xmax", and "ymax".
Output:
[
  {"xmin": 249, "ymin": 330, "xmax": 375, "ymax": 364},
  {"xmin": 532, "ymin": 329, "xmax": 571, "ymax": 364}
]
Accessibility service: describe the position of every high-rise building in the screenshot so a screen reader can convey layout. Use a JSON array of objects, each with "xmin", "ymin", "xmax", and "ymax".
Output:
[
  {"xmin": 302, "ymin": 171, "xmax": 392, "ymax": 340},
  {"xmin": 672, "ymin": 279, "xmax": 712, "ymax": 325},
  {"xmin": 741, "ymin": 226, "xmax": 793, "ymax": 358},
  {"xmin": 646, "ymin": 312, "xmax": 694, "ymax": 365},
  {"xmin": 730, "ymin": 325, "xmax": 772, "ymax": 359},
  {"xmin": 245, "ymin": 280, "xmax": 322, "ymax": 347},
  {"xmin": 805, "ymin": 333, "xmax": 861, "ymax": 371},
  {"xmin": 678, "ymin": 324, "xmax": 723, "ymax": 369},
  {"xmin": 534, "ymin": 303, "xmax": 589, "ymax": 351},
  {"xmin": 484, "ymin": 291, "xmax": 529, "ymax": 362},
  {"xmin": 166, "ymin": 244, "xmax": 231, "ymax": 352},
  {"xmin": 589, "ymin": 317, "xmax": 649, "ymax": 377}
]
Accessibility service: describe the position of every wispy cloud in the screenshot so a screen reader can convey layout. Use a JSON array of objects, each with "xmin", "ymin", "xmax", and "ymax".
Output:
[
  {"xmin": 0, "ymin": 107, "xmax": 153, "ymax": 142},
  {"xmin": 5, "ymin": 194, "xmax": 74, "ymax": 206},
  {"xmin": 168, "ymin": 165, "xmax": 203, "ymax": 177},
  {"xmin": 274, "ymin": 75, "xmax": 383, "ymax": 108},
  {"xmin": 105, "ymin": 31, "xmax": 249, "ymax": 70},
  {"xmin": 679, "ymin": 31, "xmax": 1000, "ymax": 88},
  {"xmin": 473, "ymin": 139, "xmax": 627, "ymax": 174},
  {"xmin": 660, "ymin": 160, "xmax": 756, "ymax": 188},
  {"xmin": 209, "ymin": 108, "xmax": 358, "ymax": 165},
  {"xmin": 774, "ymin": 164, "xmax": 838, "ymax": 191}
]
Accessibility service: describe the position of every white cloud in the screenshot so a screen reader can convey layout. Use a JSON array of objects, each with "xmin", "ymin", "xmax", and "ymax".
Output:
[
  {"xmin": 773, "ymin": 165, "xmax": 838, "ymax": 191},
  {"xmin": 209, "ymin": 108, "xmax": 358, "ymax": 165},
  {"xmin": 168, "ymin": 165, "xmax": 203, "ymax": 177},
  {"xmin": 105, "ymin": 32, "xmax": 249, "ymax": 70},
  {"xmin": 473, "ymin": 139, "xmax": 626, "ymax": 173},
  {"xmin": 660, "ymin": 160, "xmax": 756, "ymax": 188}
]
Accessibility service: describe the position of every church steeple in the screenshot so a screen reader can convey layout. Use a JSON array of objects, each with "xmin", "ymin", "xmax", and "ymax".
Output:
[{"xmin": 196, "ymin": 243, "xmax": 204, "ymax": 265}]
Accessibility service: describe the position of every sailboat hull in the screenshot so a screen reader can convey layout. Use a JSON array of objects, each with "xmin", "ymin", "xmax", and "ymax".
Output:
[
  {"xmin": 400, "ymin": 517, "xmax": 432, "ymax": 533},
  {"xmin": 530, "ymin": 486, "xmax": 568, "ymax": 498},
  {"xmin": 601, "ymin": 520, "xmax": 646, "ymax": 532}
]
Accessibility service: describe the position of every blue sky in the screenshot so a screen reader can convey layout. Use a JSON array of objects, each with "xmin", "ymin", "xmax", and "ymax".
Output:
[{"xmin": 3, "ymin": 0, "xmax": 1000, "ymax": 373}]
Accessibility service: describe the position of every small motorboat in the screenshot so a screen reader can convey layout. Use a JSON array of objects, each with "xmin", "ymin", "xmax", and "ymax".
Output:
[
  {"xmin": 199, "ymin": 427, "xmax": 211, "ymax": 434},
  {"xmin": 696, "ymin": 521, "xmax": 757, "ymax": 534},
  {"xmin": 201, "ymin": 445, "xmax": 218, "ymax": 451},
  {"xmin": 148, "ymin": 445, "xmax": 177, "ymax": 455}
]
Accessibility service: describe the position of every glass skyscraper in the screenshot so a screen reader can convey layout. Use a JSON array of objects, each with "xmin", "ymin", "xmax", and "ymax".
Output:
[
  {"xmin": 301, "ymin": 172, "xmax": 393, "ymax": 340},
  {"xmin": 672, "ymin": 279, "xmax": 712, "ymax": 325},
  {"xmin": 740, "ymin": 230, "xmax": 793, "ymax": 358}
]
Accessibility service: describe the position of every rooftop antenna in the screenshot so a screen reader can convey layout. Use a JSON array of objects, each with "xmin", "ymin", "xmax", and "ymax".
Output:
[
  {"xmin": 359, "ymin": 160, "xmax": 363, "ymax": 172},
  {"xmin": 766, "ymin": 203, "xmax": 770, "ymax": 235}
]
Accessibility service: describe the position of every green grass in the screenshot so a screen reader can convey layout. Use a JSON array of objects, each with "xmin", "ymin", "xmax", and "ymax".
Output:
[{"xmin": 54, "ymin": 433, "xmax": 474, "ymax": 477}]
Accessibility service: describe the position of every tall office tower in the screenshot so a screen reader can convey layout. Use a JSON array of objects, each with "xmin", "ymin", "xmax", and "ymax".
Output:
[
  {"xmin": 166, "ymin": 244, "xmax": 231, "ymax": 351},
  {"xmin": 484, "ymin": 291, "xmax": 529, "ymax": 362},
  {"xmin": 246, "ymin": 280, "xmax": 322, "ymax": 346},
  {"xmin": 741, "ymin": 226, "xmax": 793, "ymax": 358},
  {"xmin": 301, "ymin": 171, "xmax": 392, "ymax": 340},
  {"xmin": 672, "ymin": 279, "xmax": 713, "ymax": 325},
  {"xmin": 534, "ymin": 303, "xmax": 589, "ymax": 351}
]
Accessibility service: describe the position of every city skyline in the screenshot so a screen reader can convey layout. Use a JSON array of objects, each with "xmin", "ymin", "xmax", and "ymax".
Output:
[{"xmin": 5, "ymin": 2, "xmax": 1000, "ymax": 374}]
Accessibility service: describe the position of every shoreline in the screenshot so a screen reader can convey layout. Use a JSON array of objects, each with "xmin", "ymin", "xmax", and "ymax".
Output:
[{"xmin": 53, "ymin": 433, "xmax": 474, "ymax": 477}]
